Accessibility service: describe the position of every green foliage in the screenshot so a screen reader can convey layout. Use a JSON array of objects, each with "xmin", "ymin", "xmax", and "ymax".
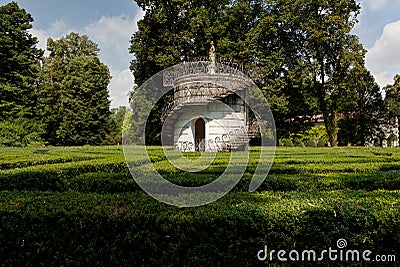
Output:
[
  {"xmin": 293, "ymin": 138, "xmax": 305, "ymax": 147},
  {"xmin": 110, "ymin": 106, "xmax": 127, "ymax": 144},
  {"xmin": 0, "ymin": 118, "xmax": 43, "ymax": 147},
  {"xmin": 282, "ymin": 139, "xmax": 294, "ymax": 147},
  {"xmin": 306, "ymin": 139, "xmax": 316, "ymax": 147},
  {"xmin": 40, "ymin": 33, "xmax": 112, "ymax": 145},
  {"xmin": 384, "ymin": 74, "xmax": 400, "ymax": 118},
  {"xmin": 280, "ymin": 127, "xmax": 328, "ymax": 147},
  {"xmin": 0, "ymin": 190, "xmax": 399, "ymax": 266},
  {"xmin": 388, "ymin": 133, "xmax": 398, "ymax": 142},
  {"xmin": 0, "ymin": 146, "xmax": 400, "ymax": 265},
  {"xmin": 0, "ymin": 2, "xmax": 43, "ymax": 119},
  {"xmin": 298, "ymin": 126, "xmax": 328, "ymax": 147},
  {"xmin": 130, "ymin": 1, "xmax": 369, "ymax": 146},
  {"xmin": 291, "ymin": 0, "xmax": 363, "ymax": 146},
  {"xmin": 317, "ymin": 139, "xmax": 326, "ymax": 147},
  {"xmin": 338, "ymin": 69, "xmax": 385, "ymax": 146},
  {"xmin": 130, "ymin": 0, "xmax": 244, "ymax": 86},
  {"xmin": 57, "ymin": 56, "xmax": 112, "ymax": 145},
  {"xmin": 0, "ymin": 5, "xmax": 114, "ymax": 147}
]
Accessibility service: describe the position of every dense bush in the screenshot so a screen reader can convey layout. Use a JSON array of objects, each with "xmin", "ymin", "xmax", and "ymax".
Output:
[
  {"xmin": 306, "ymin": 139, "xmax": 317, "ymax": 147},
  {"xmin": 293, "ymin": 138, "xmax": 305, "ymax": 147},
  {"xmin": 1, "ymin": 146, "xmax": 400, "ymax": 266},
  {"xmin": 0, "ymin": 190, "xmax": 399, "ymax": 266},
  {"xmin": 283, "ymin": 139, "xmax": 294, "ymax": 147},
  {"xmin": 317, "ymin": 139, "xmax": 326, "ymax": 147},
  {"xmin": 0, "ymin": 118, "xmax": 44, "ymax": 147},
  {"xmin": 280, "ymin": 127, "xmax": 328, "ymax": 148}
]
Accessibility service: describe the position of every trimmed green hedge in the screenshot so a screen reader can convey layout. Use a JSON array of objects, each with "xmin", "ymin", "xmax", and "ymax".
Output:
[
  {"xmin": 0, "ymin": 190, "xmax": 399, "ymax": 266},
  {"xmin": 0, "ymin": 160, "xmax": 128, "ymax": 191},
  {"xmin": 1, "ymin": 146, "xmax": 400, "ymax": 266}
]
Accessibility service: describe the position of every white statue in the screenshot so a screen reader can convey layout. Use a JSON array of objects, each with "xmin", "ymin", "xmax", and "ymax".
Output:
[
  {"xmin": 210, "ymin": 41, "xmax": 216, "ymax": 64},
  {"xmin": 209, "ymin": 41, "xmax": 216, "ymax": 73}
]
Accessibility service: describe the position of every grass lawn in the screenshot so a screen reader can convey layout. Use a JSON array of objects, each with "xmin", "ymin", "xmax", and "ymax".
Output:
[{"xmin": 0, "ymin": 146, "xmax": 399, "ymax": 266}]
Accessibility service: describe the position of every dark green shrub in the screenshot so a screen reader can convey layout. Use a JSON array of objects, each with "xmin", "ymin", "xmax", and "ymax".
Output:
[
  {"xmin": 317, "ymin": 139, "xmax": 326, "ymax": 147},
  {"xmin": 68, "ymin": 172, "xmax": 138, "ymax": 193},
  {"xmin": 278, "ymin": 139, "xmax": 284, "ymax": 146},
  {"xmin": 293, "ymin": 138, "xmax": 305, "ymax": 147},
  {"xmin": 306, "ymin": 139, "xmax": 317, "ymax": 147},
  {"xmin": 0, "ymin": 190, "xmax": 399, "ymax": 266},
  {"xmin": 0, "ymin": 118, "xmax": 44, "ymax": 147},
  {"xmin": 0, "ymin": 160, "xmax": 129, "ymax": 192},
  {"xmin": 1, "ymin": 146, "xmax": 400, "ymax": 266},
  {"xmin": 283, "ymin": 139, "xmax": 294, "ymax": 147}
]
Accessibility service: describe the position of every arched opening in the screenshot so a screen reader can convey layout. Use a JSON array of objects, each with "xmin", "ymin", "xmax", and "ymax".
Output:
[{"xmin": 195, "ymin": 118, "xmax": 205, "ymax": 151}]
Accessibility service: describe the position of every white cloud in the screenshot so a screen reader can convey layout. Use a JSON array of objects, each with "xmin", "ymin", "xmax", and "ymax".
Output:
[
  {"xmin": 366, "ymin": 20, "xmax": 400, "ymax": 88},
  {"xmin": 82, "ymin": 13, "xmax": 144, "ymax": 107},
  {"xmin": 48, "ymin": 19, "xmax": 71, "ymax": 37},
  {"xmin": 358, "ymin": 0, "xmax": 400, "ymax": 12},
  {"xmin": 373, "ymin": 71, "xmax": 393, "ymax": 89},
  {"xmin": 365, "ymin": 0, "xmax": 389, "ymax": 11},
  {"xmin": 29, "ymin": 19, "xmax": 73, "ymax": 56},
  {"xmin": 29, "ymin": 28, "xmax": 48, "ymax": 51},
  {"xmin": 134, "ymin": 8, "xmax": 145, "ymax": 27},
  {"xmin": 83, "ymin": 15, "xmax": 137, "ymax": 69},
  {"xmin": 108, "ymin": 68, "xmax": 133, "ymax": 108}
]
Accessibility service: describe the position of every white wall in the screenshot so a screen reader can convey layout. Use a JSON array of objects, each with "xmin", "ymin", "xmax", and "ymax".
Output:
[{"xmin": 174, "ymin": 101, "xmax": 246, "ymax": 152}]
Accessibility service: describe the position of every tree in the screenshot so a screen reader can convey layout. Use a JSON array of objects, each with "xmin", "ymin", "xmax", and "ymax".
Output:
[
  {"xmin": 110, "ymin": 106, "xmax": 127, "ymax": 144},
  {"xmin": 40, "ymin": 33, "xmax": 112, "ymax": 145},
  {"xmin": 0, "ymin": 2, "xmax": 43, "ymax": 119},
  {"xmin": 338, "ymin": 68, "xmax": 384, "ymax": 146},
  {"xmin": 130, "ymin": 0, "xmax": 223, "ymax": 144},
  {"xmin": 130, "ymin": 0, "xmax": 283, "ymax": 144},
  {"xmin": 384, "ymin": 74, "xmax": 400, "ymax": 117},
  {"xmin": 288, "ymin": 0, "xmax": 364, "ymax": 146},
  {"xmin": 129, "ymin": 0, "xmax": 368, "ymax": 146},
  {"xmin": 0, "ymin": 118, "xmax": 43, "ymax": 147},
  {"xmin": 130, "ymin": 0, "xmax": 249, "ymax": 86},
  {"xmin": 383, "ymin": 74, "xmax": 400, "ymax": 144}
]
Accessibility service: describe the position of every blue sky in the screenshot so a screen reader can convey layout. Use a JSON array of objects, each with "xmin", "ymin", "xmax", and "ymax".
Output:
[{"xmin": 5, "ymin": 0, "xmax": 400, "ymax": 107}]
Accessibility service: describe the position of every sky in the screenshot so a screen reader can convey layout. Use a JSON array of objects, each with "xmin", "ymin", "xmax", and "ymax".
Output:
[{"xmin": 4, "ymin": 0, "xmax": 400, "ymax": 108}]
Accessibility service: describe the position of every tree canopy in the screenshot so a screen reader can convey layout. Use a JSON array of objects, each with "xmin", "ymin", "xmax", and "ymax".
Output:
[
  {"xmin": 40, "ymin": 33, "xmax": 112, "ymax": 145},
  {"xmin": 0, "ymin": 1, "xmax": 43, "ymax": 119},
  {"xmin": 129, "ymin": 0, "xmax": 373, "ymax": 146},
  {"xmin": 384, "ymin": 74, "xmax": 400, "ymax": 118},
  {"xmin": 0, "ymin": 1, "xmax": 391, "ymax": 147},
  {"xmin": 0, "ymin": 3, "xmax": 119, "ymax": 147}
]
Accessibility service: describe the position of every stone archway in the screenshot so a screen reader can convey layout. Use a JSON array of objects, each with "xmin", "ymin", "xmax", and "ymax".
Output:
[{"xmin": 195, "ymin": 118, "xmax": 205, "ymax": 151}]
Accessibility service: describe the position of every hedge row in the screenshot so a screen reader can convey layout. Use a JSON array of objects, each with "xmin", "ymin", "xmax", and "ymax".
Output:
[
  {"xmin": 2, "ymin": 163, "xmax": 400, "ymax": 193},
  {"xmin": 0, "ymin": 156, "xmax": 101, "ymax": 170},
  {"xmin": 0, "ymin": 190, "xmax": 398, "ymax": 266},
  {"xmin": 1, "ymin": 147, "xmax": 400, "ymax": 266},
  {"xmin": 0, "ymin": 159, "xmax": 128, "ymax": 191}
]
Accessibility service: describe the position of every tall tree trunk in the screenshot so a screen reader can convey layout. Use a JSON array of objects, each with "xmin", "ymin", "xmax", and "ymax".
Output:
[
  {"xmin": 314, "ymin": 58, "xmax": 339, "ymax": 147},
  {"xmin": 323, "ymin": 113, "xmax": 338, "ymax": 147},
  {"xmin": 359, "ymin": 113, "xmax": 366, "ymax": 146},
  {"xmin": 314, "ymin": 66, "xmax": 338, "ymax": 146}
]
